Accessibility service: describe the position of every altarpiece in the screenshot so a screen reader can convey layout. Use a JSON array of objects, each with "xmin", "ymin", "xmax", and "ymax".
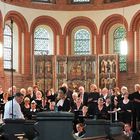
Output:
[{"xmin": 34, "ymin": 54, "xmax": 118, "ymax": 92}]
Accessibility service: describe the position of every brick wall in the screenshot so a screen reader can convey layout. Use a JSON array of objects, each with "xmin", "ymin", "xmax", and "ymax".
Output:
[{"xmin": 2, "ymin": 71, "xmax": 33, "ymax": 92}]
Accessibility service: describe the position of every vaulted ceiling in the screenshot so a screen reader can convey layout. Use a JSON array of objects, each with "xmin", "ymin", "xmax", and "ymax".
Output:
[{"xmin": 1, "ymin": 0, "xmax": 140, "ymax": 11}]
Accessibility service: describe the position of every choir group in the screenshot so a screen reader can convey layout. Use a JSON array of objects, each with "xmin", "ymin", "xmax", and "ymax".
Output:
[{"xmin": 0, "ymin": 83, "xmax": 140, "ymax": 139}]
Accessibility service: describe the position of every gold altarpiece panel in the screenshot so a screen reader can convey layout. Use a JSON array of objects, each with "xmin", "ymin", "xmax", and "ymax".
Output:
[
  {"xmin": 98, "ymin": 54, "xmax": 118, "ymax": 90},
  {"xmin": 66, "ymin": 55, "xmax": 97, "ymax": 91},
  {"xmin": 56, "ymin": 56, "xmax": 67, "ymax": 89},
  {"xmin": 34, "ymin": 55, "xmax": 55, "ymax": 92},
  {"xmin": 34, "ymin": 54, "xmax": 118, "ymax": 92}
]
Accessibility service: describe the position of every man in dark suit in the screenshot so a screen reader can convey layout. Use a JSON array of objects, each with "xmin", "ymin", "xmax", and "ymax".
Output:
[
  {"xmin": 129, "ymin": 84, "xmax": 140, "ymax": 132},
  {"xmin": 78, "ymin": 86, "xmax": 88, "ymax": 106},
  {"xmin": 62, "ymin": 83, "xmax": 73, "ymax": 101}
]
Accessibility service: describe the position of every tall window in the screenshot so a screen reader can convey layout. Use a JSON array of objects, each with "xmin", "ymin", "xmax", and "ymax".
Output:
[
  {"xmin": 74, "ymin": 29, "xmax": 90, "ymax": 55},
  {"xmin": 3, "ymin": 25, "xmax": 12, "ymax": 69},
  {"xmin": 114, "ymin": 26, "xmax": 127, "ymax": 71},
  {"xmin": 34, "ymin": 26, "xmax": 51, "ymax": 55}
]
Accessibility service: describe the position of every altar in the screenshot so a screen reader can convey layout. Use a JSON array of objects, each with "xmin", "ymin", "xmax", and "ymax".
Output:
[{"xmin": 34, "ymin": 54, "xmax": 118, "ymax": 91}]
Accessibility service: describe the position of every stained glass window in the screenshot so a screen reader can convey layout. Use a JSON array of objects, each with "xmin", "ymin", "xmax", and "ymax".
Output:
[
  {"xmin": 73, "ymin": 0, "xmax": 90, "ymax": 2},
  {"xmin": 34, "ymin": 27, "xmax": 50, "ymax": 55},
  {"xmin": 74, "ymin": 29, "xmax": 90, "ymax": 55},
  {"xmin": 3, "ymin": 25, "xmax": 12, "ymax": 69},
  {"xmin": 114, "ymin": 26, "xmax": 127, "ymax": 71}
]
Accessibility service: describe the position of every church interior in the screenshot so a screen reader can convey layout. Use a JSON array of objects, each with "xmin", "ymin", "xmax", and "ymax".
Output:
[
  {"xmin": 0, "ymin": 0, "xmax": 140, "ymax": 140},
  {"xmin": 0, "ymin": 0, "xmax": 140, "ymax": 92}
]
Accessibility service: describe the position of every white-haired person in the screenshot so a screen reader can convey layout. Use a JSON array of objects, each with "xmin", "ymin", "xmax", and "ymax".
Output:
[
  {"xmin": 26, "ymin": 86, "xmax": 36, "ymax": 101},
  {"xmin": 21, "ymin": 97, "xmax": 31, "ymax": 119},
  {"xmin": 7, "ymin": 86, "xmax": 17, "ymax": 100},
  {"xmin": 78, "ymin": 86, "xmax": 88, "ymax": 106},
  {"xmin": 120, "ymin": 86, "xmax": 128, "ymax": 100},
  {"xmin": 94, "ymin": 98, "xmax": 108, "ymax": 120},
  {"xmin": 35, "ymin": 90, "xmax": 43, "ymax": 111},
  {"xmin": 87, "ymin": 84, "xmax": 100, "ymax": 116},
  {"xmin": 71, "ymin": 97, "xmax": 83, "ymax": 113}
]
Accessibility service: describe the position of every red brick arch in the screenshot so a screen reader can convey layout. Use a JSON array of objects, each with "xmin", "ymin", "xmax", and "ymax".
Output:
[
  {"xmin": 0, "ymin": 10, "xmax": 4, "ymax": 83},
  {"xmin": 4, "ymin": 11, "xmax": 28, "ymax": 32},
  {"xmin": 130, "ymin": 10, "xmax": 140, "ymax": 31},
  {"xmin": 30, "ymin": 16, "xmax": 62, "ymax": 55},
  {"xmin": 130, "ymin": 10, "xmax": 140, "ymax": 67},
  {"xmin": 30, "ymin": 16, "xmax": 62, "ymax": 35},
  {"xmin": 4, "ymin": 11, "xmax": 29, "ymax": 74},
  {"xmin": 99, "ymin": 14, "xmax": 128, "ymax": 53},
  {"xmin": 63, "ymin": 16, "xmax": 97, "ymax": 55}
]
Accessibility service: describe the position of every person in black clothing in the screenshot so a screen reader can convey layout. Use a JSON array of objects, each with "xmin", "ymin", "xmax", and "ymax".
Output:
[
  {"xmin": 87, "ymin": 84, "xmax": 100, "ymax": 116},
  {"xmin": 118, "ymin": 86, "xmax": 128, "ymax": 102},
  {"xmin": 0, "ymin": 85, "xmax": 4, "ymax": 103},
  {"xmin": 26, "ymin": 86, "xmax": 36, "ymax": 102},
  {"xmin": 45, "ymin": 88, "xmax": 56, "ymax": 102},
  {"xmin": 28, "ymin": 100, "xmax": 38, "ymax": 120},
  {"xmin": 21, "ymin": 97, "xmax": 30, "ymax": 119},
  {"xmin": 111, "ymin": 87, "xmax": 121, "ymax": 104},
  {"xmin": 94, "ymin": 98, "xmax": 108, "ymax": 119},
  {"xmin": 132, "ymin": 122, "xmax": 140, "ymax": 140},
  {"xmin": 35, "ymin": 90, "xmax": 43, "ymax": 112},
  {"xmin": 78, "ymin": 86, "xmax": 88, "ymax": 106},
  {"xmin": 61, "ymin": 83, "xmax": 73, "ymax": 101},
  {"xmin": 0, "ymin": 92, "xmax": 8, "ymax": 117},
  {"xmin": 110, "ymin": 97, "xmax": 121, "ymax": 122},
  {"xmin": 78, "ymin": 106, "xmax": 91, "ymax": 124},
  {"xmin": 44, "ymin": 89, "xmax": 56, "ymax": 110},
  {"xmin": 129, "ymin": 84, "xmax": 140, "ymax": 132},
  {"xmin": 71, "ymin": 97, "xmax": 83, "ymax": 112},
  {"xmin": 47, "ymin": 101, "xmax": 55, "ymax": 111},
  {"xmin": 105, "ymin": 97, "xmax": 112, "ymax": 120},
  {"xmin": 56, "ymin": 87, "xmax": 71, "ymax": 112},
  {"xmin": 71, "ymin": 91, "xmax": 78, "ymax": 110},
  {"xmin": 119, "ymin": 91, "xmax": 132, "ymax": 124},
  {"xmin": 100, "ymin": 88, "xmax": 110, "ymax": 102}
]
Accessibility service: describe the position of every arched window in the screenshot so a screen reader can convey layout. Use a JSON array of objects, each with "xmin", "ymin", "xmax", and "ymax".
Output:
[
  {"xmin": 114, "ymin": 26, "xmax": 127, "ymax": 71},
  {"xmin": 74, "ymin": 29, "xmax": 90, "ymax": 55},
  {"xmin": 3, "ymin": 23, "xmax": 19, "ymax": 71},
  {"xmin": 3, "ymin": 25, "xmax": 12, "ymax": 69},
  {"xmin": 34, "ymin": 25, "xmax": 53, "ymax": 55}
]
